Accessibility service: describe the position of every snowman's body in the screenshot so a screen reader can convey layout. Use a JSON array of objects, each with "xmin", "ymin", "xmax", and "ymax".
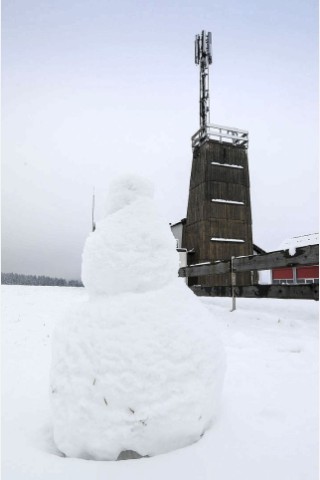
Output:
[{"xmin": 51, "ymin": 176, "xmax": 225, "ymax": 460}]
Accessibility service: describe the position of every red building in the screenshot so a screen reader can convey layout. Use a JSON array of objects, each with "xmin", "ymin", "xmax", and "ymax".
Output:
[{"xmin": 272, "ymin": 234, "xmax": 319, "ymax": 285}]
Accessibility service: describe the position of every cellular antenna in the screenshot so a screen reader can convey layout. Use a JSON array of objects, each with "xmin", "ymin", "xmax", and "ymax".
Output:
[{"xmin": 195, "ymin": 31, "xmax": 212, "ymax": 133}]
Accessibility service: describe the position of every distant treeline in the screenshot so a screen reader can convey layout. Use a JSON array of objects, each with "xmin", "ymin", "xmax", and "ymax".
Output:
[{"xmin": 1, "ymin": 272, "xmax": 83, "ymax": 287}]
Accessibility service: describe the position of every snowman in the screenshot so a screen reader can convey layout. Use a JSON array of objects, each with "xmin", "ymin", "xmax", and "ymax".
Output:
[{"xmin": 50, "ymin": 175, "xmax": 225, "ymax": 461}]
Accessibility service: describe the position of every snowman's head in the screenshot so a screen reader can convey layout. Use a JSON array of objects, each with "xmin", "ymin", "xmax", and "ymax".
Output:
[{"xmin": 104, "ymin": 175, "xmax": 154, "ymax": 216}]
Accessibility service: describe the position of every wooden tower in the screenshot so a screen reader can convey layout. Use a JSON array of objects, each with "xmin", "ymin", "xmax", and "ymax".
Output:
[{"xmin": 182, "ymin": 31, "xmax": 254, "ymax": 287}]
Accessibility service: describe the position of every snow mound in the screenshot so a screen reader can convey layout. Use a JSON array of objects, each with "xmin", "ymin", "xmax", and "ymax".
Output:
[
  {"xmin": 51, "ymin": 175, "xmax": 226, "ymax": 460},
  {"xmin": 51, "ymin": 281, "xmax": 225, "ymax": 460}
]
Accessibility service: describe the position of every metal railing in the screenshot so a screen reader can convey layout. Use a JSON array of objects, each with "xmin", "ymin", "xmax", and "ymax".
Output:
[{"xmin": 192, "ymin": 123, "xmax": 249, "ymax": 149}]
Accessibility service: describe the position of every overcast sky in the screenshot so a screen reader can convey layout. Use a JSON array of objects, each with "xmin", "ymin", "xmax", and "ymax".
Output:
[{"xmin": 2, "ymin": 0, "xmax": 318, "ymax": 280}]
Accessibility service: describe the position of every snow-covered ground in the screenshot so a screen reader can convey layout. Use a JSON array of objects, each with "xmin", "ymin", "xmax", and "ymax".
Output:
[{"xmin": 2, "ymin": 285, "xmax": 318, "ymax": 480}]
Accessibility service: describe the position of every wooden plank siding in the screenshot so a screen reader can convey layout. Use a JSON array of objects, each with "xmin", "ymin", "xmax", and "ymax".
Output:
[{"xmin": 182, "ymin": 139, "xmax": 254, "ymax": 286}]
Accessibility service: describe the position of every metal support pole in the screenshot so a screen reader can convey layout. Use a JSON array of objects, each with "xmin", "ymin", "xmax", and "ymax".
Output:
[
  {"xmin": 92, "ymin": 187, "xmax": 96, "ymax": 232},
  {"xmin": 230, "ymin": 256, "xmax": 236, "ymax": 312}
]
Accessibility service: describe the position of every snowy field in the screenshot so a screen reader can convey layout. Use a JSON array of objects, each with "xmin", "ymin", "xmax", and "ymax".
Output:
[{"xmin": 2, "ymin": 285, "xmax": 318, "ymax": 480}]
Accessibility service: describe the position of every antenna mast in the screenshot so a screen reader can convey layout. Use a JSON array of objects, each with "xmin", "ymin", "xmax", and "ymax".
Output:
[
  {"xmin": 195, "ymin": 31, "xmax": 212, "ymax": 132},
  {"xmin": 91, "ymin": 187, "xmax": 96, "ymax": 232}
]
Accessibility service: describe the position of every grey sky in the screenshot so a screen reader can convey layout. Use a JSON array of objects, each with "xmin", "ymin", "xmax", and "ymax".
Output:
[{"xmin": 2, "ymin": 0, "xmax": 318, "ymax": 279}]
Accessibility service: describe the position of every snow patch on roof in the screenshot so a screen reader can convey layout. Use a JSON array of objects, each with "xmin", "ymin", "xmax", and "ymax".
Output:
[
  {"xmin": 279, "ymin": 233, "xmax": 319, "ymax": 255},
  {"xmin": 211, "ymin": 237, "xmax": 244, "ymax": 243},
  {"xmin": 211, "ymin": 162, "xmax": 243, "ymax": 169},
  {"xmin": 189, "ymin": 262, "xmax": 211, "ymax": 267},
  {"xmin": 211, "ymin": 199, "xmax": 244, "ymax": 205}
]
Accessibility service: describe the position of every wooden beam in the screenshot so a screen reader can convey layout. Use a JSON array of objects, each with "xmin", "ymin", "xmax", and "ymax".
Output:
[
  {"xmin": 179, "ymin": 260, "xmax": 230, "ymax": 277},
  {"xmin": 233, "ymin": 244, "xmax": 319, "ymax": 272},
  {"xmin": 178, "ymin": 244, "xmax": 319, "ymax": 278},
  {"xmin": 190, "ymin": 284, "xmax": 319, "ymax": 301}
]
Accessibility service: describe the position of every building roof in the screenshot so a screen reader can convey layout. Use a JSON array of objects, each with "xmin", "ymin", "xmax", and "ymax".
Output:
[
  {"xmin": 279, "ymin": 233, "xmax": 319, "ymax": 251},
  {"xmin": 169, "ymin": 218, "xmax": 187, "ymax": 228},
  {"xmin": 253, "ymin": 244, "xmax": 266, "ymax": 254}
]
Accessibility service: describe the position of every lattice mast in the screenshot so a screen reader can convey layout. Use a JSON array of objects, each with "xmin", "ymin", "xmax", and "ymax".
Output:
[{"xmin": 195, "ymin": 31, "xmax": 212, "ymax": 131}]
